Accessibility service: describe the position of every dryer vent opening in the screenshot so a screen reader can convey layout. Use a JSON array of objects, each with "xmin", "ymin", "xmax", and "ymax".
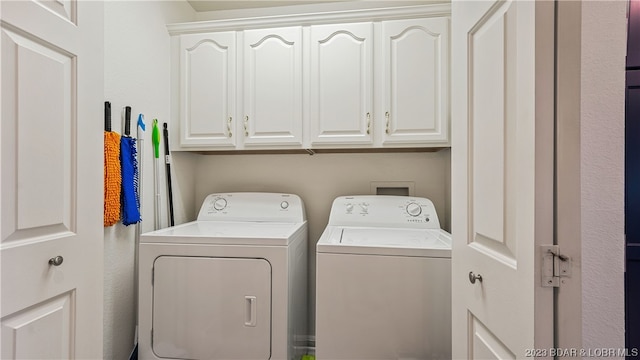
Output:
[
  {"xmin": 376, "ymin": 187, "xmax": 409, "ymax": 196},
  {"xmin": 370, "ymin": 181, "xmax": 414, "ymax": 196}
]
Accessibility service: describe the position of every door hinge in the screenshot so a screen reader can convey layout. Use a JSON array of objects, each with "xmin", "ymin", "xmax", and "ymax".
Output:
[{"xmin": 542, "ymin": 245, "xmax": 571, "ymax": 287}]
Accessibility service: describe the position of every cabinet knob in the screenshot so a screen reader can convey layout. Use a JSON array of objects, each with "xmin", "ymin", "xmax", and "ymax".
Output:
[{"xmin": 49, "ymin": 256, "xmax": 64, "ymax": 266}]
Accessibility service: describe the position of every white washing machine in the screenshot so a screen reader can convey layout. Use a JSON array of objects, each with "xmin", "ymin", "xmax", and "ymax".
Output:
[
  {"xmin": 138, "ymin": 193, "xmax": 308, "ymax": 360},
  {"xmin": 315, "ymin": 195, "xmax": 451, "ymax": 360}
]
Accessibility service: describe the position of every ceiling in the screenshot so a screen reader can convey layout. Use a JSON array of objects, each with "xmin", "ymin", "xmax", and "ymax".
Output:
[{"xmin": 186, "ymin": 1, "xmax": 351, "ymax": 12}]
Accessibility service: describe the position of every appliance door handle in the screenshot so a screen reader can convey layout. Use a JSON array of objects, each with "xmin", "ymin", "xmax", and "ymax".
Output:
[{"xmin": 244, "ymin": 296, "xmax": 257, "ymax": 327}]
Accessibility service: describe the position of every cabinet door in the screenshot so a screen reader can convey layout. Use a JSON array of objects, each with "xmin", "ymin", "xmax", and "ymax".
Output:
[
  {"xmin": 180, "ymin": 32, "xmax": 236, "ymax": 147},
  {"xmin": 381, "ymin": 18, "xmax": 449, "ymax": 145},
  {"xmin": 310, "ymin": 23, "xmax": 374, "ymax": 146},
  {"xmin": 243, "ymin": 27, "xmax": 303, "ymax": 147}
]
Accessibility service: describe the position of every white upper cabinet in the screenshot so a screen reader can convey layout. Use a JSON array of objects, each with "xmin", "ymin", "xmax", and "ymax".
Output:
[
  {"xmin": 309, "ymin": 22, "xmax": 374, "ymax": 146},
  {"xmin": 180, "ymin": 32, "xmax": 236, "ymax": 147},
  {"xmin": 169, "ymin": 4, "xmax": 451, "ymax": 151},
  {"xmin": 243, "ymin": 27, "xmax": 303, "ymax": 147},
  {"xmin": 380, "ymin": 18, "xmax": 449, "ymax": 146}
]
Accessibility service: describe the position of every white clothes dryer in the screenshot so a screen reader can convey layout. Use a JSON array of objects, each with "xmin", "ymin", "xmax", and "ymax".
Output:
[
  {"xmin": 316, "ymin": 195, "xmax": 451, "ymax": 360},
  {"xmin": 138, "ymin": 193, "xmax": 308, "ymax": 360}
]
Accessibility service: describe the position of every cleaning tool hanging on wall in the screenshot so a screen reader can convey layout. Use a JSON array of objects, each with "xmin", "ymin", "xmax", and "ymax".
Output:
[
  {"xmin": 120, "ymin": 106, "xmax": 141, "ymax": 226},
  {"xmin": 163, "ymin": 123, "xmax": 175, "ymax": 227},
  {"xmin": 152, "ymin": 119, "xmax": 161, "ymax": 230},
  {"xmin": 104, "ymin": 101, "xmax": 121, "ymax": 227},
  {"xmin": 131, "ymin": 113, "xmax": 145, "ymax": 360}
]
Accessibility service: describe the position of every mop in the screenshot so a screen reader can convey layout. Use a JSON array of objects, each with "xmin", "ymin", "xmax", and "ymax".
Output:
[
  {"xmin": 120, "ymin": 106, "xmax": 141, "ymax": 226},
  {"xmin": 104, "ymin": 101, "xmax": 121, "ymax": 227}
]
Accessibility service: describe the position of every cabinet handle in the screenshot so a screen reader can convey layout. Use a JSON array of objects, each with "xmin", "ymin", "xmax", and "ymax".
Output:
[
  {"xmin": 244, "ymin": 116, "xmax": 249, "ymax": 137},
  {"xmin": 366, "ymin": 113, "xmax": 371, "ymax": 135},
  {"xmin": 227, "ymin": 117, "xmax": 233, "ymax": 137},
  {"xmin": 385, "ymin": 111, "xmax": 390, "ymax": 134}
]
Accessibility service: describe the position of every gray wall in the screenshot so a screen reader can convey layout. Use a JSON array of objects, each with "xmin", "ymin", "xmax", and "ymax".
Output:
[{"xmin": 580, "ymin": 1, "xmax": 626, "ymax": 353}]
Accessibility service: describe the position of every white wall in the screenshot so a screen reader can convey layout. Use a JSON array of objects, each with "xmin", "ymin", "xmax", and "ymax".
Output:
[
  {"xmin": 103, "ymin": 2, "xmax": 196, "ymax": 359},
  {"xmin": 194, "ymin": 151, "xmax": 451, "ymax": 332},
  {"xmin": 581, "ymin": 1, "xmax": 627, "ymax": 354}
]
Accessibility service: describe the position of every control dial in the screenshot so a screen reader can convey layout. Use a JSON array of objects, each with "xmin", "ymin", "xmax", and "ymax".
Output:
[
  {"xmin": 406, "ymin": 202, "xmax": 422, "ymax": 217},
  {"xmin": 213, "ymin": 198, "xmax": 227, "ymax": 211}
]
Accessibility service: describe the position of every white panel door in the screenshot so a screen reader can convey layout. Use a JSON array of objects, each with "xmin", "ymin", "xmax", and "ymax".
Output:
[
  {"xmin": 310, "ymin": 22, "xmax": 373, "ymax": 146},
  {"xmin": 381, "ymin": 18, "xmax": 449, "ymax": 146},
  {"xmin": 243, "ymin": 27, "xmax": 303, "ymax": 147},
  {"xmin": 180, "ymin": 32, "xmax": 236, "ymax": 147},
  {"xmin": 451, "ymin": 1, "xmax": 555, "ymax": 359},
  {"xmin": 152, "ymin": 256, "xmax": 271, "ymax": 359},
  {"xmin": 1, "ymin": 1, "xmax": 103, "ymax": 359}
]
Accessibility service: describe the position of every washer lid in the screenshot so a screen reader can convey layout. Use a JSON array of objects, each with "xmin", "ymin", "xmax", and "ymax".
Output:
[
  {"xmin": 317, "ymin": 227, "xmax": 451, "ymax": 258},
  {"xmin": 141, "ymin": 220, "xmax": 306, "ymax": 246}
]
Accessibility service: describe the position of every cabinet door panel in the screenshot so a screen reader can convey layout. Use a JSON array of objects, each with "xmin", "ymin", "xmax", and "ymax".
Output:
[
  {"xmin": 382, "ymin": 18, "xmax": 449, "ymax": 145},
  {"xmin": 310, "ymin": 23, "xmax": 373, "ymax": 145},
  {"xmin": 243, "ymin": 27, "xmax": 303, "ymax": 147},
  {"xmin": 180, "ymin": 32, "xmax": 236, "ymax": 147}
]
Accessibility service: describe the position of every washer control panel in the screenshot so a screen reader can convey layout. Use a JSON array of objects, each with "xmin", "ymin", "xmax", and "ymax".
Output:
[
  {"xmin": 197, "ymin": 193, "xmax": 306, "ymax": 223},
  {"xmin": 331, "ymin": 195, "xmax": 441, "ymax": 229}
]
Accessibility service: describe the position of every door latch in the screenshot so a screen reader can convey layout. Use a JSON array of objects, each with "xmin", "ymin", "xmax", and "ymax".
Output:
[{"xmin": 541, "ymin": 245, "xmax": 571, "ymax": 287}]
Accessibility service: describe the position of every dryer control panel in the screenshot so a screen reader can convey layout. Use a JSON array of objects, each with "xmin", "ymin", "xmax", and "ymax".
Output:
[
  {"xmin": 197, "ymin": 192, "xmax": 306, "ymax": 223},
  {"xmin": 328, "ymin": 195, "xmax": 441, "ymax": 229}
]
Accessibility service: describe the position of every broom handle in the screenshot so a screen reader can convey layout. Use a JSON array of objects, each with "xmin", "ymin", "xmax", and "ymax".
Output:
[
  {"xmin": 133, "ymin": 114, "xmax": 144, "ymax": 346},
  {"xmin": 163, "ymin": 123, "xmax": 174, "ymax": 227}
]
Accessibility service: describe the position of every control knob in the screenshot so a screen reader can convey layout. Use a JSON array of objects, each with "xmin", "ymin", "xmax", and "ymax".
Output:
[
  {"xmin": 213, "ymin": 198, "xmax": 227, "ymax": 211},
  {"xmin": 406, "ymin": 202, "xmax": 422, "ymax": 217}
]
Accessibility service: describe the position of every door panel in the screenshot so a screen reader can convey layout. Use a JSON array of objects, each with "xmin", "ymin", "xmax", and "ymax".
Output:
[
  {"xmin": 382, "ymin": 18, "xmax": 449, "ymax": 145},
  {"xmin": 468, "ymin": 1, "xmax": 517, "ymax": 264},
  {"xmin": 1, "ymin": 26, "xmax": 73, "ymax": 243},
  {"xmin": 180, "ymin": 32, "xmax": 236, "ymax": 147},
  {"xmin": 243, "ymin": 27, "xmax": 303, "ymax": 146},
  {"xmin": 1, "ymin": 292, "xmax": 74, "ymax": 359},
  {"xmin": 310, "ymin": 23, "xmax": 373, "ymax": 145},
  {"xmin": 469, "ymin": 315, "xmax": 516, "ymax": 360},
  {"xmin": 451, "ymin": 0, "xmax": 554, "ymax": 358},
  {"xmin": 1, "ymin": 1, "xmax": 103, "ymax": 358},
  {"xmin": 153, "ymin": 256, "xmax": 272, "ymax": 359}
]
